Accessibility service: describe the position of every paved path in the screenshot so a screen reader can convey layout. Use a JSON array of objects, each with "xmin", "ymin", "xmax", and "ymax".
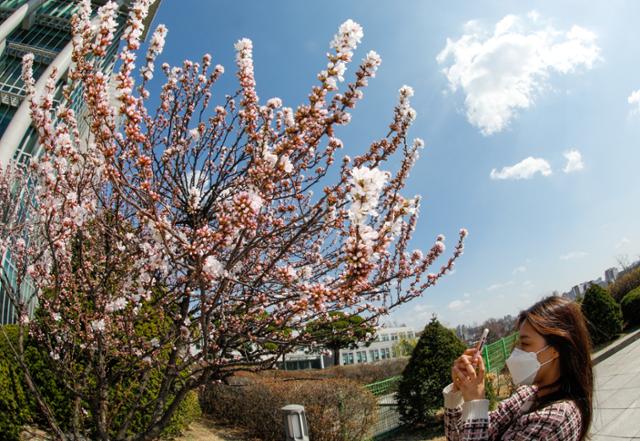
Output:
[{"xmin": 592, "ymin": 335, "xmax": 640, "ymax": 440}]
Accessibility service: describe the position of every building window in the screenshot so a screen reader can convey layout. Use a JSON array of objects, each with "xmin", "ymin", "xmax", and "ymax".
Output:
[
  {"xmin": 391, "ymin": 333, "xmax": 398, "ymax": 341},
  {"xmin": 343, "ymin": 353, "xmax": 355, "ymax": 365},
  {"xmin": 382, "ymin": 334, "xmax": 390, "ymax": 342},
  {"xmin": 384, "ymin": 348, "xmax": 391, "ymax": 359},
  {"xmin": 370, "ymin": 349, "xmax": 380, "ymax": 362}
]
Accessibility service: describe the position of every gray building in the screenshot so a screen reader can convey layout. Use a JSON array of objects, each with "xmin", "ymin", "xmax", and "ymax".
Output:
[
  {"xmin": 0, "ymin": 0, "xmax": 161, "ymax": 324},
  {"xmin": 605, "ymin": 267, "xmax": 619, "ymax": 285}
]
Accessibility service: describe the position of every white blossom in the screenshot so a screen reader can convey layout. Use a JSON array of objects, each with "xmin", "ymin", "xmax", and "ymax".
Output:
[
  {"xmin": 188, "ymin": 128, "xmax": 200, "ymax": 141},
  {"xmin": 330, "ymin": 19, "xmax": 364, "ymax": 56},
  {"xmin": 204, "ymin": 256, "xmax": 224, "ymax": 279},
  {"xmin": 105, "ymin": 297, "xmax": 127, "ymax": 313},
  {"xmin": 347, "ymin": 166, "xmax": 390, "ymax": 224},
  {"xmin": 282, "ymin": 155, "xmax": 293, "ymax": 173},
  {"xmin": 363, "ymin": 50, "xmax": 382, "ymax": 76},
  {"xmin": 91, "ymin": 319, "xmax": 106, "ymax": 332},
  {"xmin": 266, "ymin": 97, "xmax": 282, "ymax": 108},
  {"xmin": 188, "ymin": 185, "xmax": 201, "ymax": 211}
]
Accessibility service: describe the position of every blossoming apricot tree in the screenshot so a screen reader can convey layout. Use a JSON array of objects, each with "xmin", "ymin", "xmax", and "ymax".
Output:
[{"xmin": 0, "ymin": 1, "xmax": 467, "ymax": 439}]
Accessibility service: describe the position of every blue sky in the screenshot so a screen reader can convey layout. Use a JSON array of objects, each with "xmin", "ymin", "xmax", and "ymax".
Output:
[{"xmin": 147, "ymin": 0, "xmax": 640, "ymax": 329}]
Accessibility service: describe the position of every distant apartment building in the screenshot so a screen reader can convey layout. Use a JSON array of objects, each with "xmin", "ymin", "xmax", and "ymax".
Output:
[
  {"xmin": 566, "ymin": 277, "xmax": 608, "ymax": 300},
  {"xmin": 605, "ymin": 267, "xmax": 619, "ymax": 285},
  {"xmin": 281, "ymin": 325, "xmax": 416, "ymax": 370}
]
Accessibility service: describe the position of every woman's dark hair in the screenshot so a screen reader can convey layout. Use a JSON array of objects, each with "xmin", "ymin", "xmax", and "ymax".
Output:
[{"xmin": 517, "ymin": 295, "xmax": 593, "ymax": 441}]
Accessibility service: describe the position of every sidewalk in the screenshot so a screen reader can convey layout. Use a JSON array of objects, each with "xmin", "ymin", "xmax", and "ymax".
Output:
[{"xmin": 591, "ymin": 332, "xmax": 640, "ymax": 440}]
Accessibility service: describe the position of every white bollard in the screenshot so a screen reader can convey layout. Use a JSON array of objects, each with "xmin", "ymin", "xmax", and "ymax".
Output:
[{"xmin": 281, "ymin": 404, "xmax": 310, "ymax": 441}]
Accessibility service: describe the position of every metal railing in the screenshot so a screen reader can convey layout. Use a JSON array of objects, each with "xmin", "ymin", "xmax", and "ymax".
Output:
[
  {"xmin": 364, "ymin": 376, "xmax": 402, "ymax": 440},
  {"xmin": 364, "ymin": 375, "xmax": 401, "ymax": 397}
]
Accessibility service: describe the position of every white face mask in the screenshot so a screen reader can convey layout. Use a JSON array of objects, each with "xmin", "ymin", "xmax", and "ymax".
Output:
[{"xmin": 506, "ymin": 345, "xmax": 555, "ymax": 386}]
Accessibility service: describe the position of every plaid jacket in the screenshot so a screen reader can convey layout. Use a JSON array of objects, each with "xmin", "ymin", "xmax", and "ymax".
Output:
[{"xmin": 444, "ymin": 385, "xmax": 582, "ymax": 441}]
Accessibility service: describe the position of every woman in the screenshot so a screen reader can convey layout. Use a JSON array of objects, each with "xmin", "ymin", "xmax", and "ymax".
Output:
[{"xmin": 443, "ymin": 296, "xmax": 593, "ymax": 441}]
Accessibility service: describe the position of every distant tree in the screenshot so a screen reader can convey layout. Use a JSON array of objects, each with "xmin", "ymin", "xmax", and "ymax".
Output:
[
  {"xmin": 616, "ymin": 254, "xmax": 632, "ymax": 271},
  {"xmin": 397, "ymin": 316, "xmax": 466, "ymax": 425},
  {"xmin": 581, "ymin": 285, "xmax": 623, "ymax": 345},
  {"xmin": 305, "ymin": 312, "xmax": 375, "ymax": 365},
  {"xmin": 610, "ymin": 267, "xmax": 640, "ymax": 302},
  {"xmin": 392, "ymin": 336, "xmax": 418, "ymax": 357},
  {"xmin": 456, "ymin": 314, "xmax": 516, "ymax": 345}
]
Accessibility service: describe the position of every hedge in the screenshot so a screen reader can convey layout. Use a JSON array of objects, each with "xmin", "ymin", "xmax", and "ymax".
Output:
[
  {"xmin": 262, "ymin": 357, "xmax": 408, "ymax": 385},
  {"xmin": 581, "ymin": 285, "xmax": 623, "ymax": 345},
  {"xmin": 621, "ymin": 287, "xmax": 640, "ymax": 327},
  {"xmin": 201, "ymin": 377, "xmax": 378, "ymax": 441}
]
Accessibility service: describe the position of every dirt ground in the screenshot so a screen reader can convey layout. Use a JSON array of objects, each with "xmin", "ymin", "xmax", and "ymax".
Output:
[
  {"xmin": 175, "ymin": 417, "xmax": 446, "ymax": 441},
  {"xmin": 176, "ymin": 418, "xmax": 253, "ymax": 441}
]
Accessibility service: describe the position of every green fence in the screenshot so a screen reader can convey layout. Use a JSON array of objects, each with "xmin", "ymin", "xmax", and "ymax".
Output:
[
  {"xmin": 364, "ymin": 375, "xmax": 401, "ymax": 397},
  {"xmin": 481, "ymin": 332, "xmax": 518, "ymax": 373},
  {"xmin": 364, "ymin": 376, "xmax": 402, "ymax": 440}
]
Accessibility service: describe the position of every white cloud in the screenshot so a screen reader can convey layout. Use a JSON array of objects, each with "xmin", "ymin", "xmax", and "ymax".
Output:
[
  {"xmin": 616, "ymin": 237, "xmax": 630, "ymax": 249},
  {"xmin": 448, "ymin": 299, "xmax": 471, "ymax": 310},
  {"xmin": 490, "ymin": 157, "xmax": 552, "ymax": 180},
  {"xmin": 463, "ymin": 292, "xmax": 471, "ymax": 298},
  {"xmin": 560, "ymin": 251, "xmax": 588, "ymax": 260},
  {"xmin": 512, "ymin": 265, "xmax": 527, "ymax": 274},
  {"xmin": 563, "ymin": 149, "xmax": 584, "ymax": 173},
  {"xmin": 628, "ymin": 90, "xmax": 640, "ymax": 114},
  {"xmin": 437, "ymin": 13, "xmax": 600, "ymax": 135},
  {"xmin": 487, "ymin": 280, "xmax": 515, "ymax": 292}
]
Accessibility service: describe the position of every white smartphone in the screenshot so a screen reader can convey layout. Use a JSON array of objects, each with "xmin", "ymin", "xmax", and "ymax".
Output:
[{"xmin": 473, "ymin": 328, "xmax": 489, "ymax": 363}]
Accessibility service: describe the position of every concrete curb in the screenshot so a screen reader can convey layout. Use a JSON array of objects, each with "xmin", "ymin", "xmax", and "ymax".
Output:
[{"xmin": 592, "ymin": 328, "xmax": 640, "ymax": 365}]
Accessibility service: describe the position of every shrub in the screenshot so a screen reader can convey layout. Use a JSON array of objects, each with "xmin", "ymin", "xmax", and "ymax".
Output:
[
  {"xmin": 0, "ymin": 326, "xmax": 32, "ymax": 441},
  {"xmin": 264, "ymin": 357, "xmax": 408, "ymax": 384},
  {"xmin": 201, "ymin": 377, "xmax": 378, "ymax": 441},
  {"xmin": 610, "ymin": 267, "xmax": 640, "ymax": 302},
  {"xmin": 621, "ymin": 287, "xmax": 640, "ymax": 327},
  {"xmin": 581, "ymin": 285, "xmax": 623, "ymax": 345},
  {"xmin": 396, "ymin": 317, "xmax": 466, "ymax": 425},
  {"xmin": 0, "ymin": 325, "xmax": 200, "ymax": 439}
]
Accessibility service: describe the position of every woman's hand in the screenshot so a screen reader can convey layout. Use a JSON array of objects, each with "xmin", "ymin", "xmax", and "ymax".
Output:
[{"xmin": 451, "ymin": 348, "xmax": 486, "ymax": 401}]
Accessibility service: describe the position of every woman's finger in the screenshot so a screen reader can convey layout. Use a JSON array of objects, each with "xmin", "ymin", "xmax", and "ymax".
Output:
[
  {"xmin": 476, "ymin": 353, "xmax": 486, "ymax": 379},
  {"xmin": 459, "ymin": 356, "xmax": 477, "ymax": 377},
  {"xmin": 453, "ymin": 365, "xmax": 471, "ymax": 383}
]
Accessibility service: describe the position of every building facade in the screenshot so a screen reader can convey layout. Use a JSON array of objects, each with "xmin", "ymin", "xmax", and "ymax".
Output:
[
  {"xmin": 339, "ymin": 325, "xmax": 416, "ymax": 366},
  {"xmin": 0, "ymin": 0, "xmax": 161, "ymax": 324},
  {"xmin": 605, "ymin": 267, "xmax": 619, "ymax": 285},
  {"xmin": 281, "ymin": 325, "xmax": 417, "ymax": 370}
]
